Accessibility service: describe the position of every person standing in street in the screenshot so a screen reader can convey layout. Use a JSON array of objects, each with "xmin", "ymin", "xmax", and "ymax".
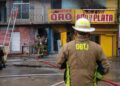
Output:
[{"xmin": 57, "ymin": 18, "xmax": 110, "ymax": 86}]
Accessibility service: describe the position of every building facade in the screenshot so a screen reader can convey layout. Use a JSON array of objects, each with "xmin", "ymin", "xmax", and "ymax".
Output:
[
  {"xmin": 0, "ymin": 0, "xmax": 118, "ymax": 57},
  {"xmin": 0, "ymin": 0, "xmax": 51, "ymax": 55},
  {"xmin": 48, "ymin": 0, "xmax": 118, "ymax": 58}
]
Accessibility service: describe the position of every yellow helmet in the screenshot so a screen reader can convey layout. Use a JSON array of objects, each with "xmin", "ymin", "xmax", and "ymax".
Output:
[{"xmin": 72, "ymin": 18, "xmax": 95, "ymax": 32}]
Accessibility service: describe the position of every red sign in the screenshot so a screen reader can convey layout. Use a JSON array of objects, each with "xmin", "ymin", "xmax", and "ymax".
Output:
[
  {"xmin": 76, "ymin": 14, "xmax": 113, "ymax": 23},
  {"xmin": 51, "ymin": 13, "xmax": 72, "ymax": 21},
  {"xmin": 48, "ymin": 9, "xmax": 73, "ymax": 22},
  {"xmin": 75, "ymin": 10, "xmax": 116, "ymax": 24}
]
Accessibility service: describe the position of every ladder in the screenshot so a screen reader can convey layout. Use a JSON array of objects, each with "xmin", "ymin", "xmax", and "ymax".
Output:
[{"xmin": 2, "ymin": 6, "xmax": 18, "ymax": 61}]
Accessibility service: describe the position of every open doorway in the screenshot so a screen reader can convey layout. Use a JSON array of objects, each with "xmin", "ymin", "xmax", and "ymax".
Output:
[
  {"xmin": 90, "ymin": 35, "xmax": 100, "ymax": 44},
  {"xmin": 53, "ymin": 32, "xmax": 60, "ymax": 51},
  {"xmin": 38, "ymin": 29, "xmax": 47, "ymax": 37},
  {"xmin": 35, "ymin": 28, "xmax": 48, "ymax": 57}
]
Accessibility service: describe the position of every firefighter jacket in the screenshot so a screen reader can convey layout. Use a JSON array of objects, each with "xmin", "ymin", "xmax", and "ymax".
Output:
[{"xmin": 57, "ymin": 38, "xmax": 110, "ymax": 86}]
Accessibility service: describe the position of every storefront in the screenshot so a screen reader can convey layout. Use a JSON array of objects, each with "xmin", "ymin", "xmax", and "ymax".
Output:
[
  {"xmin": 48, "ymin": 9, "xmax": 74, "ymax": 52},
  {"xmin": 75, "ymin": 9, "xmax": 117, "ymax": 57},
  {"xmin": 48, "ymin": 9, "xmax": 117, "ymax": 57}
]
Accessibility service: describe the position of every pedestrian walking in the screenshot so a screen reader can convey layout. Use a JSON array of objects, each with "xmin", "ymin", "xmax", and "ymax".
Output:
[{"xmin": 57, "ymin": 18, "xmax": 110, "ymax": 86}]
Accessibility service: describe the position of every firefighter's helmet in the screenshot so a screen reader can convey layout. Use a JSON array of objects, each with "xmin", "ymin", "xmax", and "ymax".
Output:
[{"xmin": 72, "ymin": 18, "xmax": 95, "ymax": 32}]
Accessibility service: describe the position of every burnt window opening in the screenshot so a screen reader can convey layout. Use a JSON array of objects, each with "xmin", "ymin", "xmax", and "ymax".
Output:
[
  {"xmin": 80, "ymin": 0, "xmax": 106, "ymax": 9},
  {"xmin": 51, "ymin": 0, "xmax": 62, "ymax": 9},
  {"xmin": 51, "ymin": 0, "xmax": 106, "ymax": 9}
]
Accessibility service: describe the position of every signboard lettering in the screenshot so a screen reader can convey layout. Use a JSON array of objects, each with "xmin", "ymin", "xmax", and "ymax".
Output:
[
  {"xmin": 51, "ymin": 13, "xmax": 72, "ymax": 21},
  {"xmin": 48, "ymin": 9, "xmax": 116, "ymax": 24},
  {"xmin": 75, "ymin": 10, "xmax": 115, "ymax": 23},
  {"xmin": 77, "ymin": 14, "xmax": 113, "ymax": 22},
  {"xmin": 48, "ymin": 9, "xmax": 73, "ymax": 22}
]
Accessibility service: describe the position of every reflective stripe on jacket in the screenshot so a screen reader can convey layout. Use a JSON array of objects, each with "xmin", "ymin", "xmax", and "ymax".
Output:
[{"xmin": 66, "ymin": 62, "xmax": 71, "ymax": 86}]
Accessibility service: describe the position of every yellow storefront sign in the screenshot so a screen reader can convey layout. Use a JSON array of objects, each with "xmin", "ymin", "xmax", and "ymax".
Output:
[
  {"xmin": 75, "ymin": 9, "xmax": 116, "ymax": 24},
  {"xmin": 48, "ymin": 9, "xmax": 116, "ymax": 24}
]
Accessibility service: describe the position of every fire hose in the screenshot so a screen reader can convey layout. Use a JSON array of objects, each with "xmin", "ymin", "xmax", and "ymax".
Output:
[
  {"xmin": 102, "ymin": 80, "xmax": 120, "ymax": 86},
  {"xmin": 36, "ymin": 58, "xmax": 120, "ymax": 86}
]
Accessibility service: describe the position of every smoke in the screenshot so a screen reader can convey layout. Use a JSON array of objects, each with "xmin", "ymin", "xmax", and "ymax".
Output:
[{"xmin": 80, "ymin": 0, "xmax": 106, "ymax": 9}]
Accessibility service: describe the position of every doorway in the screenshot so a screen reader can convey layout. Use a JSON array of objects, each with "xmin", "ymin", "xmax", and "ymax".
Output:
[
  {"xmin": 53, "ymin": 32, "xmax": 60, "ymax": 51},
  {"xmin": 100, "ymin": 35, "xmax": 112, "ymax": 57},
  {"xmin": 11, "ymin": 32, "xmax": 20, "ymax": 52},
  {"xmin": 37, "ymin": 28, "xmax": 48, "ymax": 55},
  {"xmin": 100, "ymin": 34, "xmax": 117, "ymax": 57},
  {"xmin": 38, "ymin": 29, "xmax": 47, "ymax": 37},
  {"xmin": 90, "ymin": 35, "xmax": 100, "ymax": 44}
]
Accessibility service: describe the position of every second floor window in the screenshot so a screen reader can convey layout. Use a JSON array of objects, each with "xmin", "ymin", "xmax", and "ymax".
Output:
[
  {"xmin": 13, "ymin": 0, "xmax": 29, "ymax": 19},
  {"xmin": 51, "ymin": 0, "xmax": 106, "ymax": 9},
  {"xmin": 51, "ymin": 0, "xmax": 62, "ymax": 9}
]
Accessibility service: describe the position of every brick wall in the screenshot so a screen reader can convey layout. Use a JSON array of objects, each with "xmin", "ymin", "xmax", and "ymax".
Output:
[{"xmin": 15, "ymin": 27, "xmax": 36, "ymax": 46}]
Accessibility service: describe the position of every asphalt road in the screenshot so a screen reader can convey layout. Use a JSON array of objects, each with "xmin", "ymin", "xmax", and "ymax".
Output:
[{"xmin": 0, "ymin": 55, "xmax": 120, "ymax": 86}]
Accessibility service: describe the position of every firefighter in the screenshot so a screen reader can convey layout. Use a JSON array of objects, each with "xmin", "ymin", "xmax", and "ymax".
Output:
[
  {"xmin": 57, "ymin": 18, "xmax": 110, "ymax": 86},
  {"xmin": 36, "ymin": 35, "xmax": 44, "ymax": 58}
]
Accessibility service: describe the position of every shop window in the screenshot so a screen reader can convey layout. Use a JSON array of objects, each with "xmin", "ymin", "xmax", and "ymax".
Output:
[{"xmin": 13, "ymin": 0, "xmax": 29, "ymax": 19}]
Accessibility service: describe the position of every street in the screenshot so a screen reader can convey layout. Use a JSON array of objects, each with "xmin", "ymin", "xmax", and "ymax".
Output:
[
  {"xmin": 0, "ymin": 54, "xmax": 120, "ymax": 86},
  {"xmin": 0, "ymin": 55, "xmax": 64, "ymax": 86}
]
